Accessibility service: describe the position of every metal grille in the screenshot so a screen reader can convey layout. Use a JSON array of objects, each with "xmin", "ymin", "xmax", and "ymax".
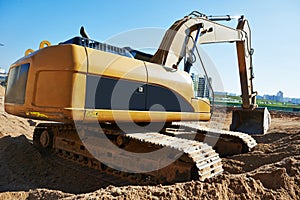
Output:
[{"xmin": 60, "ymin": 37, "xmax": 133, "ymax": 58}]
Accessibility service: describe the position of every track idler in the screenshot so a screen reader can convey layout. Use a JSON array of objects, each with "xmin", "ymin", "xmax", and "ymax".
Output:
[{"xmin": 230, "ymin": 107, "xmax": 271, "ymax": 135}]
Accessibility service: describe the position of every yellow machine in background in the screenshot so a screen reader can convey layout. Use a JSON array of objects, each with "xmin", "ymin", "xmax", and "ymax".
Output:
[{"xmin": 4, "ymin": 11, "xmax": 270, "ymax": 183}]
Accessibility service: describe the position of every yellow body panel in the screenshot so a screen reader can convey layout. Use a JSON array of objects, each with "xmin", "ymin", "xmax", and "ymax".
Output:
[
  {"xmin": 145, "ymin": 63, "xmax": 195, "ymax": 109},
  {"xmin": 87, "ymin": 49, "xmax": 146, "ymax": 82},
  {"xmin": 5, "ymin": 44, "xmax": 211, "ymax": 123}
]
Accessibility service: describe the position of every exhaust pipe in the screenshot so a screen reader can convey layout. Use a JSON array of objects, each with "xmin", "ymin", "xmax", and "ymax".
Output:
[
  {"xmin": 230, "ymin": 107, "xmax": 271, "ymax": 135},
  {"xmin": 207, "ymin": 15, "xmax": 244, "ymax": 22}
]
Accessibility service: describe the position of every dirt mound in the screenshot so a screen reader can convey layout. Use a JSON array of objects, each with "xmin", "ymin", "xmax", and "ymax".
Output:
[
  {"xmin": 0, "ymin": 97, "xmax": 41, "ymax": 139},
  {"xmin": 0, "ymin": 86, "xmax": 4, "ymax": 96},
  {"xmin": 0, "ymin": 97, "xmax": 299, "ymax": 199},
  {"xmin": 0, "ymin": 135, "xmax": 131, "ymax": 194},
  {"xmin": 0, "ymin": 100, "xmax": 34, "ymax": 139},
  {"xmin": 7, "ymin": 156, "xmax": 299, "ymax": 200},
  {"xmin": 222, "ymin": 131, "xmax": 300, "ymax": 174}
]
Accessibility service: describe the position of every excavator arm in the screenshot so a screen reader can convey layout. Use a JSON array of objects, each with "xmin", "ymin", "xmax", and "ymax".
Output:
[{"xmin": 151, "ymin": 11, "xmax": 270, "ymax": 134}]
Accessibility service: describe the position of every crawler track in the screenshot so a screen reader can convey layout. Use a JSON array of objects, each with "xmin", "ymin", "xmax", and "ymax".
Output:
[
  {"xmin": 171, "ymin": 122, "xmax": 257, "ymax": 156},
  {"xmin": 45, "ymin": 152, "xmax": 136, "ymax": 187},
  {"xmin": 33, "ymin": 122, "xmax": 223, "ymax": 184}
]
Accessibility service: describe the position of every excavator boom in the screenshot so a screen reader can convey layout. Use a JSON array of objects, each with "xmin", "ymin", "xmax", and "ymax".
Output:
[{"xmin": 151, "ymin": 11, "xmax": 270, "ymax": 134}]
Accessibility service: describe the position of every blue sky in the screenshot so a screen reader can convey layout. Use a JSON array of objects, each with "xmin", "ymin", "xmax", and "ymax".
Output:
[{"xmin": 0, "ymin": 0, "xmax": 299, "ymax": 98}]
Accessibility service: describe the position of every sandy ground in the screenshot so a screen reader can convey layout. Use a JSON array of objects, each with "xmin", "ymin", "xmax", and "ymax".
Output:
[{"xmin": 0, "ymin": 85, "xmax": 299, "ymax": 200}]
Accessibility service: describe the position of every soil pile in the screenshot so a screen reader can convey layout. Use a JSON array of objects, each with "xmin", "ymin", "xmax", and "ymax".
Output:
[
  {"xmin": 0, "ymin": 93, "xmax": 299, "ymax": 199},
  {"xmin": 0, "ymin": 96, "xmax": 33, "ymax": 139},
  {"xmin": 0, "ymin": 86, "xmax": 4, "ymax": 96}
]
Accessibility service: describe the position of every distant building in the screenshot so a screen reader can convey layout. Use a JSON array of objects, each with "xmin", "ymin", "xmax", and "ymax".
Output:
[
  {"xmin": 256, "ymin": 95, "xmax": 264, "ymax": 100},
  {"xmin": 228, "ymin": 93, "xmax": 237, "ymax": 96},
  {"xmin": 283, "ymin": 97, "xmax": 292, "ymax": 103},
  {"xmin": 276, "ymin": 91, "xmax": 283, "ymax": 102},
  {"xmin": 291, "ymin": 98, "xmax": 300, "ymax": 104},
  {"xmin": 262, "ymin": 90, "xmax": 300, "ymax": 105},
  {"xmin": 263, "ymin": 94, "xmax": 276, "ymax": 101},
  {"xmin": 214, "ymin": 91, "xmax": 228, "ymax": 96},
  {"xmin": 191, "ymin": 73, "xmax": 212, "ymax": 98},
  {"xmin": 0, "ymin": 68, "xmax": 8, "ymax": 86},
  {"xmin": 191, "ymin": 73, "xmax": 199, "ymax": 96},
  {"xmin": 197, "ymin": 76, "xmax": 211, "ymax": 98},
  {"xmin": 264, "ymin": 91, "xmax": 283, "ymax": 102}
]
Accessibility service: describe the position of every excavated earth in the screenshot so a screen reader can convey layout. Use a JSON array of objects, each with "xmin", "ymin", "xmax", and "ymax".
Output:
[{"xmin": 0, "ymin": 85, "xmax": 299, "ymax": 200}]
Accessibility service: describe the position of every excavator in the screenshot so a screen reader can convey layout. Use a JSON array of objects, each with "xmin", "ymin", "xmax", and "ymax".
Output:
[{"xmin": 4, "ymin": 11, "xmax": 270, "ymax": 184}]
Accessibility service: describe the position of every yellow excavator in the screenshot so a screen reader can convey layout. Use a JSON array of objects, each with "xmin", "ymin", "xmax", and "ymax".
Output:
[{"xmin": 4, "ymin": 11, "xmax": 270, "ymax": 184}]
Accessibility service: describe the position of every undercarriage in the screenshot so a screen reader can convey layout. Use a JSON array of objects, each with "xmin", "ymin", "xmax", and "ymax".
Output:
[{"xmin": 33, "ymin": 121, "xmax": 256, "ymax": 184}]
